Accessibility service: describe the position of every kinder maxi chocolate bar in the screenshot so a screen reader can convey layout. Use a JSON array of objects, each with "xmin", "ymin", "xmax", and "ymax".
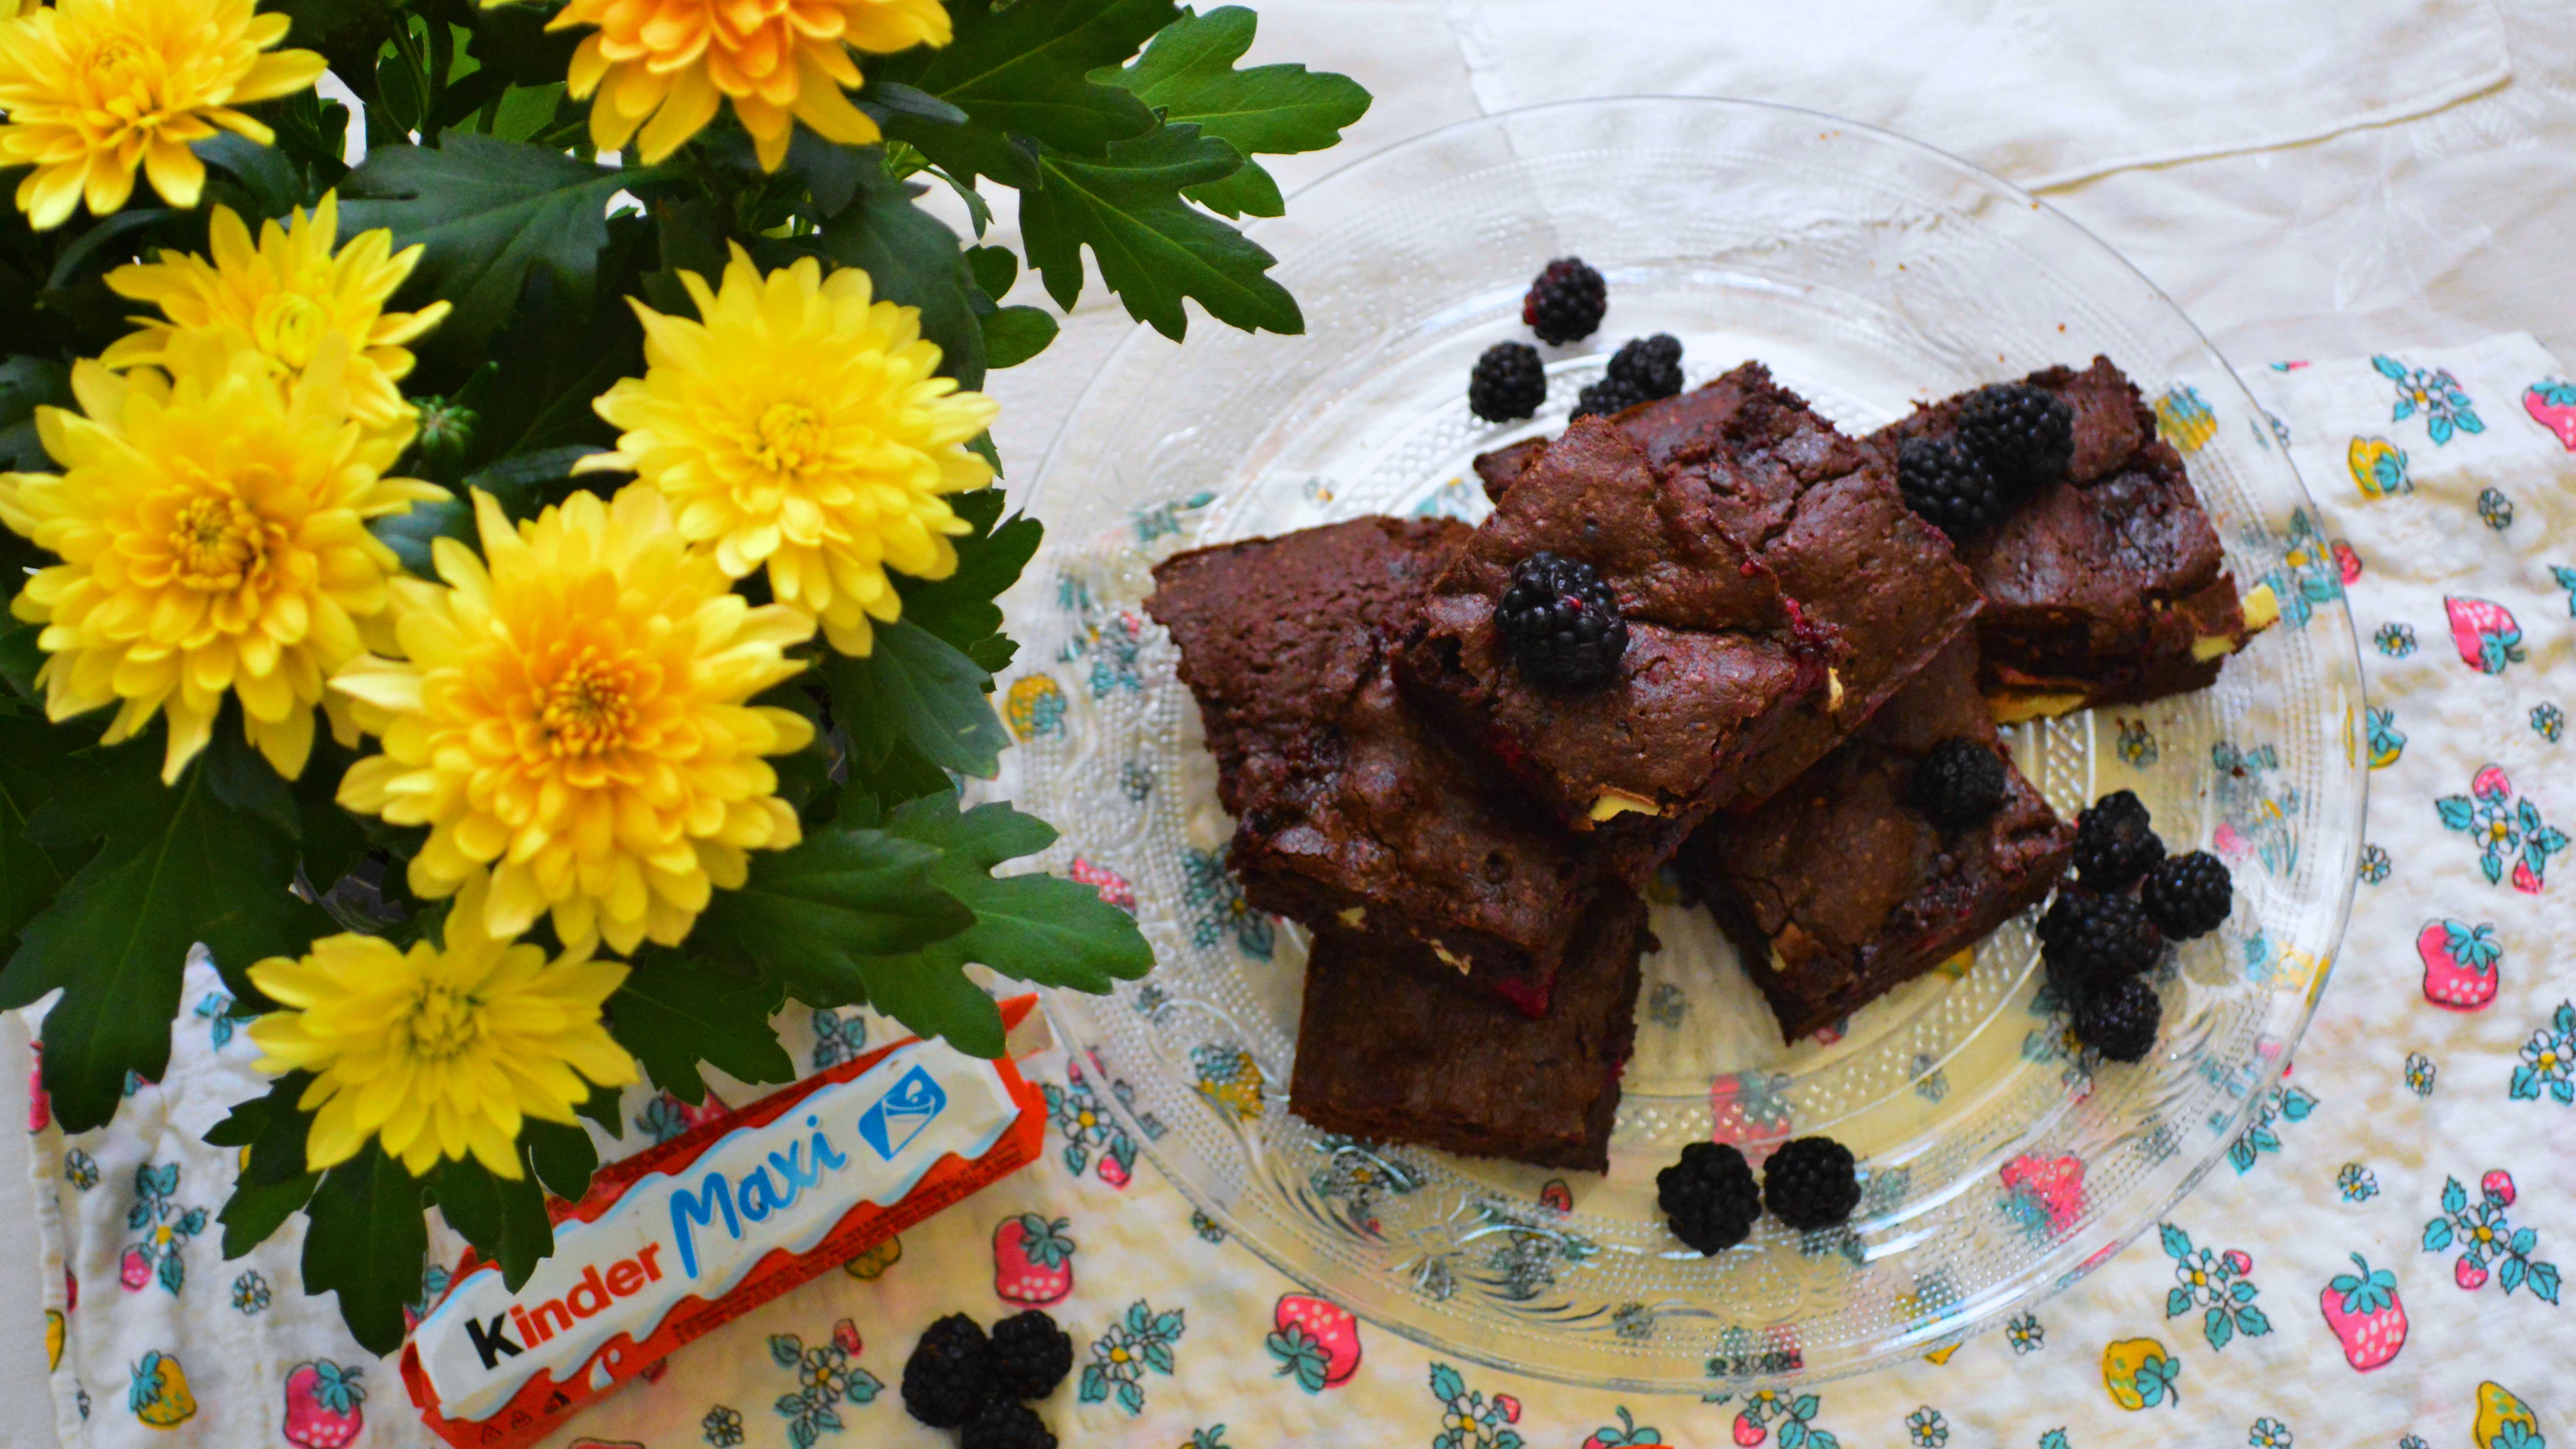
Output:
[{"xmin": 401, "ymin": 1000, "xmax": 1046, "ymax": 1449}]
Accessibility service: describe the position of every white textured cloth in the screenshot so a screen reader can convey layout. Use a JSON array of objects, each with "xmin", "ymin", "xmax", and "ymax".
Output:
[{"xmin": 1447, "ymin": 0, "xmax": 2513, "ymax": 189}]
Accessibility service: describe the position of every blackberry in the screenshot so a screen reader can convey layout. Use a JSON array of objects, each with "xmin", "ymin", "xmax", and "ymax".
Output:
[
  {"xmin": 2142, "ymin": 851, "xmax": 2233, "ymax": 940},
  {"xmin": 1605, "ymin": 333, "xmax": 1685, "ymax": 401},
  {"xmin": 2039, "ymin": 890, "xmax": 2159, "ymax": 995},
  {"xmin": 988, "ymin": 1310, "xmax": 1073, "ymax": 1401},
  {"xmin": 960, "ymin": 1402, "xmax": 1058, "ymax": 1449},
  {"xmin": 1896, "ymin": 436, "xmax": 2004, "ymax": 538},
  {"xmin": 1656, "ymin": 1140, "xmax": 1761, "ymax": 1254},
  {"xmin": 1522, "ymin": 256, "xmax": 1607, "ymax": 345},
  {"xmin": 1468, "ymin": 342, "xmax": 1547, "ymax": 422},
  {"xmin": 2072, "ymin": 790, "xmax": 2166, "ymax": 888},
  {"xmin": 2073, "ymin": 974, "xmax": 2162, "ymax": 1062},
  {"xmin": 1496, "ymin": 551, "xmax": 1628, "ymax": 690},
  {"xmin": 1956, "ymin": 382, "xmax": 2075, "ymax": 495},
  {"xmin": 1910, "ymin": 737, "xmax": 2007, "ymax": 831},
  {"xmin": 1762, "ymin": 1136, "xmax": 1862, "ymax": 1231},
  {"xmin": 1571, "ymin": 376, "xmax": 1647, "ymax": 420},
  {"xmin": 900, "ymin": 1313, "xmax": 994, "ymax": 1428}
]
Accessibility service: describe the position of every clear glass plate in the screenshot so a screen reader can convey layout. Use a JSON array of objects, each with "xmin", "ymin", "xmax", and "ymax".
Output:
[{"xmin": 999, "ymin": 97, "xmax": 2366, "ymax": 1390}]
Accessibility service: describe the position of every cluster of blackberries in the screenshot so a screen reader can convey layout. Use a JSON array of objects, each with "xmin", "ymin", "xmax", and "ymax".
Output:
[
  {"xmin": 2039, "ymin": 790, "xmax": 2235, "ymax": 1063},
  {"xmin": 1894, "ymin": 382, "xmax": 2075, "ymax": 539},
  {"xmin": 1497, "ymin": 551, "xmax": 1629, "ymax": 691},
  {"xmin": 1658, "ymin": 1136, "xmax": 1863, "ymax": 1254},
  {"xmin": 1467, "ymin": 257, "xmax": 1688, "ymax": 422},
  {"xmin": 901, "ymin": 1310, "xmax": 1072, "ymax": 1449}
]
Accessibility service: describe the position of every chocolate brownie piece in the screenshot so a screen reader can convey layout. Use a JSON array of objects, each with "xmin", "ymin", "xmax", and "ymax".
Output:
[
  {"xmin": 1869, "ymin": 357, "xmax": 2266, "ymax": 719},
  {"xmin": 1396, "ymin": 418, "xmax": 1840, "ymax": 884},
  {"xmin": 1288, "ymin": 888, "xmax": 1647, "ymax": 1171},
  {"xmin": 1679, "ymin": 635, "xmax": 2075, "ymax": 1042},
  {"xmin": 1146, "ymin": 517, "xmax": 1605, "ymax": 1014}
]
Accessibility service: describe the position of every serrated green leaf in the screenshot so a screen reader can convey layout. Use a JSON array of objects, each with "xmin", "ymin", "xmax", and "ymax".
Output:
[
  {"xmin": 695, "ymin": 826, "xmax": 970, "ymax": 971},
  {"xmin": 218, "ymin": 1172, "xmax": 318, "ymax": 1259},
  {"xmin": 192, "ymin": 131, "xmax": 306, "ymax": 220},
  {"xmin": 1106, "ymin": 8, "xmax": 1368, "ymax": 179},
  {"xmin": 2, "ymin": 755, "xmax": 320, "ymax": 1131},
  {"xmin": 340, "ymin": 134, "xmax": 647, "ymax": 358},
  {"xmin": 204, "ymin": 1070, "xmax": 316, "ymax": 1187},
  {"xmin": 607, "ymin": 948, "xmax": 794, "ymax": 1106},
  {"xmin": 876, "ymin": 0, "xmax": 1174, "ymax": 186},
  {"xmin": 888, "ymin": 795, "xmax": 1152, "ymax": 993},
  {"xmin": 823, "ymin": 620, "xmax": 1009, "ymax": 778},
  {"xmin": 830, "ymin": 946, "xmax": 1007, "ymax": 1058},
  {"xmin": 1183, "ymin": 158, "xmax": 1282, "ymax": 219},
  {"xmin": 799, "ymin": 161, "xmax": 986, "ymax": 390},
  {"xmin": 302, "ymin": 1145, "xmax": 427, "ymax": 1354},
  {"xmin": 426, "ymin": 1154, "xmax": 554, "ymax": 1290},
  {"xmin": 1020, "ymin": 125, "xmax": 1300, "ymax": 339},
  {"xmin": 900, "ymin": 512, "xmax": 1042, "ymax": 653},
  {"xmin": 0, "ymin": 715, "xmax": 73, "ymax": 942},
  {"xmin": 291, "ymin": 736, "xmax": 370, "ymax": 893},
  {"xmin": 201, "ymin": 716, "xmax": 300, "ymax": 839},
  {"xmin": 524, "ymin": 1118, "xmax": 598, "ymax": 1202}
]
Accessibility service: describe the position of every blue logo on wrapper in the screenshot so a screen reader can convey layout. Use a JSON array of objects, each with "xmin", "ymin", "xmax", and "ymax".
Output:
[{"xmin": 858, "ymin": 1066, "xmax": 947, "ymax": 1159}]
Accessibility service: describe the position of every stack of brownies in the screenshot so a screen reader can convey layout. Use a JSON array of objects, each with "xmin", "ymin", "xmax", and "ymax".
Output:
[{"xmin": 1144, "ymin": 357, "xmax": 2270, "ymax": 1172}]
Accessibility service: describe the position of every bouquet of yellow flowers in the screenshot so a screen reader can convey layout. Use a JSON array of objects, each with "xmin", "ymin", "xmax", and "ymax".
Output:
[{"xmin": 0, "ymin": 0, "xmax": 1365, "ymax": 1347}]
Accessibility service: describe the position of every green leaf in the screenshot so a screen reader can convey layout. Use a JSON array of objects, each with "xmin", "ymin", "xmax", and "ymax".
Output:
[
  {"xmin": 0, "ymin": 715, "xmax": 73, "ymax": 943},
  {"xmin": 0, "ymin": 355, "xmax": 71, "ymax": 471},
  {"xmin": 965, "ymin": 244, "xmax": 1017, "ymax": 297},
  {"xmin": 898, "ymin": 509, "xmax": 1042, "ymax": 653},
  {"xmin": 290, "ymin": 737, "xmax": 370, "ymax": 893},
  {"xmin": 269, "ymin": 0, "xmax": 400, "ymax": 106},
  {"xmin": 1020, "ymin": 125, "xmax": 1300, "ymax": 339},
  {"xmin": 427, "ymin": 1156, "xmax": 554, "ymax": 1291},
  {"xmin": 799, "ymin": 160, "xmax": 987, "ymax": 391},
  {"xmin": 823, "ymin": 620, "xmax": 1009, "ymax": 778},
  {"xmin": 201, "ymin": 715, "xmax": 300, "ymax": 840},
  {"xmin": 981, "ymin": 305, "xmax": 1059, "ymax": 368},
  {"xmin": 340, "ymin": 134, "xmax": 646, "ymax": 359},
  {"xmin": 826, "ymin": 946, "xmax": 1007, "ymax": 1058},
  {"xmin": 1105, "ymin": 5, "xmax": 1368, "ymax": 218},
  {"xmin": 523, "ymin": 1118, "xmax": 598, "ymax": 1202},
  {"xmin": 203, "ymin": 1070, "xmax": 315, "ymax": 1186},
  {"xmin": 607, "ymin": 948, "xmax": 794, "ymax": 1105},
  {"xmin": 192, "ymin": 131, "xmax": 307, "ymax": 220},
  {"xmin": 2, "ymin": 754, "xmax": 319, "ymax": 1131},
  {"xmin": 301, "ymin": 1145, "xmax": 428, "ymax": 1355},
  {"xmin": 888, "ymin": 794, "xmax": 1152, "ymax": 993},
  {"xmin": 875, "ymin": 0, "xmax": 1174, "ymax": 186},
  {"xmin": 218, "ymin": 1172, "xmax": 319, "ymax": 1259}
]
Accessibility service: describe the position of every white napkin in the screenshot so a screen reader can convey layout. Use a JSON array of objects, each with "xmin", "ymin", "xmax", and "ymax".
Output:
[{"xmin": 1448, "ymin": 0, "xmax": 2512, "ymax": 189}]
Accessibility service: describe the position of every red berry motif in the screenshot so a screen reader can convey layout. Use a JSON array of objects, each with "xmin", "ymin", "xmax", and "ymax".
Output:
[
  {"xmin": 2484, "ymin": 1170, "xmax": 2517, "ymax": 1207},
  {"xmin": 1539, "ymin": 1179, "xmax": 1574, "ymax": 1213},
  {"xmin": 992, "ymin": 1213, "xmax": 1075, "ymax": 1306},
  {"xmin": 1733, "ymin": 1410, "xmax": 1767, "ymax": 1446},
  {"xmin": 2223, "ymin": 1250, "xmax": 2253, "ymax": 1278},
  {"xmin": 1581, "ymin": 1407, "xmax": 1665, "ymax": 1448},
  {"xmin": 1266, "ymin": 1294, "xmax": 1361, "ymax": 1391},
  {"xmin": 1068, "ymin": 856, "xmax": 1136, "ymax": 911},
  {"xmin": 1492, "ymin": 1394, "xmax": 1521, "ymax": 1423},
  {"xmin": 2457, "ymin": 1256, "xmax": 2490, "ymax": 1291},
  {"xmin": 2318, "ymin": 1253, "xmax": 2407, "ymax": 1371},
  {"xmin": 2000, "ymin": 1154, "xmax": 2087, "ymax": 1234},
  {"xmin": 1097, "ymin": 1153, "xmax": 1131, "ymax": 1189},
  {"xmin": 120, "ymin": 1248, "xmax": 151, "ymax": 1291},
  {"xmin": 2444, "ymin": 596, "xmax": 2527, "ymax": 675},
  {"xmin": 832, "ymin": 1318, "xmax": 862, "ymax": 1357},
  {"xmin": 2417, "ymin": 920, "xmax": 2501, "ymax": 1010},
  {"xmin": 281, "ymin": 1361, "xmax": 366, "ymax": 1449},
  {"xmin": 2526, "ymin": 381, "xmax": 2576, "ymax": 449}
]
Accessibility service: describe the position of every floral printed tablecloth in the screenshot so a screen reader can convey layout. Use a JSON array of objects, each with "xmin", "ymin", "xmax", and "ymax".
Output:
[{"xmin": 21, "ymin": 334, "xmax": 2576, "ymax": 1449}]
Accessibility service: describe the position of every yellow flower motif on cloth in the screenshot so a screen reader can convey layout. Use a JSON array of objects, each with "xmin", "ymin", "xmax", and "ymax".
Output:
[
  {"xmin": 247, "ymin": 871, "xmax": 637, "ymax": 1178},
  {"xmin": 0, "ymin": 0, "xmax": 324, "ymax": 229},
  {"xmin": 102, "ymin": 195, "xmax": 453, "ymax": 438},
  {"xmin": 582, "ymin": 247, "xmax": 995, "ymax": 655},
  {"xmin": 0, "ymin": 336, "xmax": 440, "ymax": 782},
  {"xmin": 529, "ymin": 0, "xmax": 950, "ymax": 170},
  {"xmin": 333, "ymin": 485, "xmax": 817, "ymax": 955}
]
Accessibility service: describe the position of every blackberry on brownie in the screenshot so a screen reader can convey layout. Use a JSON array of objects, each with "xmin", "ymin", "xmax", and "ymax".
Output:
[
  {"xmin": 1469, "ymin": 342, "xmax": 1547, "ymax": 422},
  {"xmin": 1571, "ymin": 376, "xmax": 1647, "ymax": 418},
  {"xmin": 1956, "ymin": 382, "xmax": 2075, "ymax": 495},
  {"xmin": 2143, "ymin": 851, "xmax": 2233, "ymax": 939},
  {"xmin": 2072, "ymin": 789, "xmax": 2166, "ymax": 888},
  {"xmin": 1605, "ymin": 333, "xmax": 1685, "ymax": 400},
  {"xmin": 1497, "ymin": 552, "xmax": 1628, "ymax": 690},
  {"xmin": 1658, "ymin": 1141, "xmax": 1762, "ymax": 1254},
  {"xmin": 1911, "ymin": 736, "xmax": 2008, "ymax": 831},
  {"xmin": 1896, "ymin": 435, "xmax": 2004, "ymax": 537},
  {"xmin": 1523, "ymin": 256, "xmax": 1607, "ymax": 344}
]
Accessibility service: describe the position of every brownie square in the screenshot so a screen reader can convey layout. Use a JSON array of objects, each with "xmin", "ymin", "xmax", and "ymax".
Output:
[
  {"xmin": 1396, "ymin": 418, "xmax": 1840, "ymax": 883},
  {"xmin": 1287, "ymin": 888, "xmax": 1647, "ymax": 1172},
  {"xmin": 1868, "ymin": 357, "xmax": 2262, "ymax": 718},
  {"xmin": 1679, "ymin": 635, "xmax": 2075, "ymax": 1042},
  {"xmin": 1146, "ymin": 517, "xmax": 1607, "ymax": 1014}
]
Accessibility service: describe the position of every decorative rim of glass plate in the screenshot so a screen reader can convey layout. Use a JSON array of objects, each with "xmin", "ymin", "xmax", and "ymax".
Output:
[{"xmin": 1002, "ymin": 96, "xmax": 2367, "ymax": 1391}]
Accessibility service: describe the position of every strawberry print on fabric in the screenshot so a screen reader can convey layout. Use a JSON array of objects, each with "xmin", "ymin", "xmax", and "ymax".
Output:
[
  {"xmin": 2160, "ymin": 1224, "xmax": 2272, "ymax": 1349},
  {"xmin": 2436, "ymin": 766, "xmax": 2567, "ymax": 891},
  {"xmin": 2422, "ymin": 1171, "xmax": 2561, "ymax": 1303},
  {"xmin": 280, "ymin": 1360, "xmax": 365, "ymax": 1449},
  {"xmin": 2509, "ymin": 1002, "xmax": 2576, "ymax": 1106},
  {"xmin": 1080, "ymin": 1301, "xmax": 1185, "ymax": 1415},
  {"xmin": 993, "ymin": 1213, "xmax": 1075, "ymax": 1305},
  {"xmin": 2443, "ymin": 597, "xmax": 2527, "ymax": 675},
  {"xmin": 2346, "ymin": 436, "xmax": 2411, "ymax": 497},
  {"xmin": 1266, "ymin": 1294, "xmax": 1361, "ymax": 1391},
  {"xmin": 2374, "ymin": 355, "xmax": 2486, "ymax": 443},
  {"xmin": 120, "ymin": 1163, "xmax": 204, "ymax": 1296},
  {"xmin": 1427, "ymin": 1363, "xmax": 1527, "ymax": 1449},
  {"xmin": 2102, "ymin": 1338, "xmax": 2182, "ymax": 1410},
  {"xmin": 2418, "ymin": 920, "xmax": 2502, "ymax": 1010},
  {"xmin": 2317, "ymin": 1255, "xmax": 2407, "ymax": 1371},
  {"xmin": 127, "ymin": 1351, "xmax": 195, "ymax": 1430},
  {"xmin": 2525, "ymin": 379, "xmax": 2576, "ymax": 448},
  {"xmin": 766, "ymin": 1326, "xmax": 882, "ymax": 1448},
  {"xmin": 1582, "ymin": 1408, "xmax": 1665, "ymax": 1447},
  {"xmin": 2364, "ymin": 707, "xmax": 2406, "ymax": 769},
  {"xmin": 1725, "ymin": 1388, "xmax": 1844, "ymax": 1448}
]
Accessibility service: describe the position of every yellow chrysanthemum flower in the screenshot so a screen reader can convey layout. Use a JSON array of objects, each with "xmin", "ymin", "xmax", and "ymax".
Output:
[
  {"xmin": 0, "ymin": 335, "xmax": 441, "ymax": 782},
  {"xmin": 0, "ymin": 0, "xmax": 324, "ymax": 229},
  {"xmin": 247, "ymin": 871, "xmax": 637, "ymax": 1178},
  {"xmin": 582, "ymin": 247, "xmax": 996, "ymax": 656},
  {"xmin": 102, "ymin": 195, "xmax": 453, "ymax": 439},
  {"xmin": 533, "ymin": 0, "xmax": 949, "ymax": 170},
  {"xmin": 334, "ymin": 484, "xmax": 817, "ymax": 956}
]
